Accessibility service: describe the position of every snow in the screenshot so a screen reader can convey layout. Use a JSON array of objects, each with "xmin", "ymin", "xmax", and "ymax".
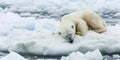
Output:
[
  {"xmin": 0, "ymin": 50, "xmax": 102, "ymax": 60},
  {"xmin": 0, "ymin": 50, "xmax": 103, "ymax": 60},
  {"xmin": 61, "ymin": 49, "xmax": 103, "ymax": 60},
  {"xmin": 0, "ymin": 0, "xmax": 120, "ymax": 18},
  {"xmin": 0, "ymin": 12, "xmax": 120, "ymax": 56},
  {"xmin": 0, "ymin": 0, "xmax": 120, "ymax": 60},
  {"xmin": 114, "ymin": 13, "xmax": 120, "ymax": 18},
  {"xmin": 0, "ymin": 52, "xmax": 27, "ymax": 60}
]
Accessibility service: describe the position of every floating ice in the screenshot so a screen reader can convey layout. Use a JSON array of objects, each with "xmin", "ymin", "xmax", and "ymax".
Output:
[
  {"xmin": 61, "ymin": 49, "xmax": 103, "ymax": 60},
  {"xmin": 0, "ymin": 0, "xmax": 120, "ymax": 18},
  {"xmin": 0, "ymin": 12, "xmax": 120, "ymax": 56},
  {"xmin": 0, "ymin": 52, "xmax": 27, "ymax": 60},
  {"xmin": 114, "ymin": 13, "xmax": 120, "ymax": 18}
]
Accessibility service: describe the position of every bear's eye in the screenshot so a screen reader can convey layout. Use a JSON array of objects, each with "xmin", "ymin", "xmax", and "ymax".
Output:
[
  {"xmin": 58, "ymin": 32, "xmax": 62, "ymax": 35},
  {"xmin": 71, "ymin": 25, "xmax": 74, "ymax": 29}
]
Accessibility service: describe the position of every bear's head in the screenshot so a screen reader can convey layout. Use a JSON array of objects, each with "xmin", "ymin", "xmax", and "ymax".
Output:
[{"xmin": 58, "ymin": 22, "xmax": 75, "ymax": 43}]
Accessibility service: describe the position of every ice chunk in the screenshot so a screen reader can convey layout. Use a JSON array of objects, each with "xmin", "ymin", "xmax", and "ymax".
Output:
[
  {"xmin": 0, "ymin": 12, "xmax": 120, "ymax": 56},
  {"xmin": 85, "ymin": 49, "xmax": 103, "ymax": 60},
  {"xmin": 1, "ymin": 0, "xmax": 120, "ymax": 18},
  {"xmin": 114, "ymin": 13, "xmax": 120, "ymax": 17},
  {"xmin": 0, "ymin": 52, "xmax": 27, "ymax": 60},
  {"xmin": 61, "ymin": 49, "xmax": 103, "ymax": 60}
]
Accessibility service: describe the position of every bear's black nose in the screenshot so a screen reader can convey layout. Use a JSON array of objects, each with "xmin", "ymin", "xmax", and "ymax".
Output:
[
  {"xmin": 69, "ymin": 40, "xmax": 73, "ymax": 43},
  {"xmin": 65, "ymin": 34, "xmax": 74, "ymax": 43}
]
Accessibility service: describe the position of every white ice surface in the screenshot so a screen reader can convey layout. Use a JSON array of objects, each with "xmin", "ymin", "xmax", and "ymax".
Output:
[
  {"xmin": 0, "ymin": 0, "xmax": 120, "ymax": 16},
  {"xmin": 114, "ymin": 13, "xmax": 120, "ymax": 17},
  {"xmin": 61, "ymin": 49, "xmax": 103, "ymax": 60},
  {"xmin": 0, "ymin": 50, "xmax": 102, "ymax": 60},
  {"xmin": 0, "ymin": 12, "xmax": 120, "ymax": 56},
  {"xmin": 0, "ymin": 52, "xmax": 27, "ymax": 60}
]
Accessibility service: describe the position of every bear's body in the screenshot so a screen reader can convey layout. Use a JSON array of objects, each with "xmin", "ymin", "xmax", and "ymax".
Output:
[{"xmin": 58, "ymin": 10, "xmax": 107, "ymax": 43}]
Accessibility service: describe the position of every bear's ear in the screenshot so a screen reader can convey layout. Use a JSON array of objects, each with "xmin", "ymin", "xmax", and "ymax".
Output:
[
  {"xmin": 58, "ymin": 32, "xmax": 62, "ymax": 35},
  {"xmin": 71, "ymin": 25, "xmax": 74, "ymax": 29}
]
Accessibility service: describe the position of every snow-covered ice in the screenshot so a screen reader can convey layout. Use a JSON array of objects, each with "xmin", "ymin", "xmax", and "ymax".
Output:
[
  {"xmin": 0, "ymin": 0, "xmax": 120, "ymax": 18},
  {"xmin": 1, "ymin": 50, "xmax": 120, "ymax": 60},
  {"xmin": 0, "ymin": 52, "xmax": 27, "ymax": 60},
  {"xmin": 1, "ymin": 0, "xmax": 120, "ymax": 11},
  {"xmin": 0, "ymin": 0, "xmax": 120, "ymax": 60},
  {"xmin": 114, "ymin": 13, "xmax": 120, "ymax": 18},
  {"xmin": 0, "ymin": 12, "xmax": 120, "ymax": 56},
  {"xmin": 61, "ymin": 49, "xmax": 103, "ymax": 60},
  {"xmin": 0, "ymin": 50, "xmax": 102, "ymax": 60}
]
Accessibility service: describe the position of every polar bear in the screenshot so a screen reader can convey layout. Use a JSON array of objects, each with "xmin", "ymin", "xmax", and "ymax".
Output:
[{"xmin": 58, "ymin": 10, "xmax": 107, "ymax": 43}]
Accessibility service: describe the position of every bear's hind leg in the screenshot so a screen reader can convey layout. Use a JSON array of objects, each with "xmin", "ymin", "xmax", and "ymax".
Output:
[{"xmin": 95, "ymin": 27, "xmax": 107, "ymax": 33}]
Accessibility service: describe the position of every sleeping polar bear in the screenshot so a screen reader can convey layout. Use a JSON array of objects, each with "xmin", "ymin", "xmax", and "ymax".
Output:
[{"xmin": 58, "ymin": 10, "xmax": 107, "ymax": 43}]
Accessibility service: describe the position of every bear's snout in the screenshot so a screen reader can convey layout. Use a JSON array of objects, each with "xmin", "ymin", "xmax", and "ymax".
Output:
[{"xmin": 65, "ymin": 34, "xmax": 74, "ymax": 43}]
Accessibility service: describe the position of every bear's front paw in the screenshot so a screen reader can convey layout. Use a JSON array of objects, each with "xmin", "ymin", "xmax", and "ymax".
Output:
[{"xmin": 76, "ymin": 32, "xmax": 85, "ymax": 36}]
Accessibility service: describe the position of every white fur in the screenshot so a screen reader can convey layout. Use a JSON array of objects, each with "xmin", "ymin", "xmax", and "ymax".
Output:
[{"xmin": 59, "ymin": 10, "xmax": 107, "ymax": 39}]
